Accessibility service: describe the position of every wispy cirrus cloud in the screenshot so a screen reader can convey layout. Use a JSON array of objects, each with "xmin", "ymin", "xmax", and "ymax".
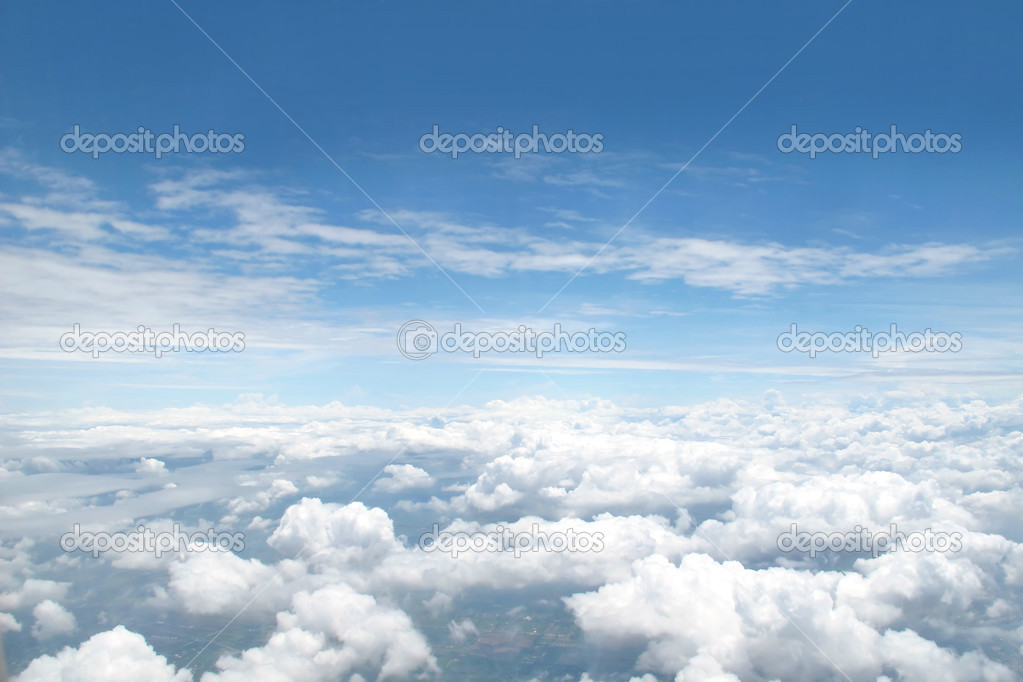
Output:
[{"xmin": 2, "ymin": 158, "xmax": 1009, "ymax": 298}]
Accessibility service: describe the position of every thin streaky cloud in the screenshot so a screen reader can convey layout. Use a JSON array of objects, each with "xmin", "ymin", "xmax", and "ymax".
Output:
[
  {"xmin": 166, "ymin": 0, "xmax": 486, "ymax": 314},
  {"xmin": 537, "ymin": 0, "xmax": 856, "ymax": 314}
]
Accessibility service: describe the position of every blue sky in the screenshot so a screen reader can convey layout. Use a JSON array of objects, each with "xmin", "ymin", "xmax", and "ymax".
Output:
[{"xmin": 1, "ymin": 0, "xmax": 1021, "ymax": 411}]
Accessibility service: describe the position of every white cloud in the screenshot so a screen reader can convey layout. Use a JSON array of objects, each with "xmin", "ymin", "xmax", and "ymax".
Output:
[
  {"xmin": 167, "ymin": 550, "xmax": 291, "ymax": 616},
  {"xmin": 0, "ymin": 612, "xmax": 20, "ymax": 634},
  {"xmin": 30, "ymin": 600, "xmax": 76, "ymax": 640},
  {"xmin": 4, "ymin": 393, "xmax": 1023, "ymax": 678},
  {"xmin": 564, "ymin": 553, "xmax": 1016, "ymax": 681},
  {"xmin": 0, "ymin": 579, "xmax": 70, "ymax": 611},
  {"xmin": 373, "ymin": 464, "xmax": 434, "ymax": 493},
  {"xmin": 2, "ymin": 161, "xmax": 1004, "ymax": 301},
  {"xmin": 16, "ymin": 626, "xmax": 192, "ymax": 682},
  {"xmin": 135, "ymin": 457, "xmax": 167, "ymax": 476},
  {"xmin": 448, "ymin": 617, "xmax": 478, "ymax": 643},
  {"xmin": 200, "ymin": 583, "xmax": 438, "ymax": 682}
]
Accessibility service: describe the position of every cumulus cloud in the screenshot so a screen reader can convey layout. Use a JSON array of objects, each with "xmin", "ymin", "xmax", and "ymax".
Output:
[
  {"xmin": 564, "ymin": 553, "xmax": 1017, "ymax": 682},
  {"xmin": 373, "ymin": 464, "xmax": 434, "ymax": 493},
  {"xmin": 0, "ymin": 612, "xmax": 20, "ymax": 634},
  {"xmin": 267, "ymin": 498, "xmax": 406, "ymax": 573},
  {"xmin": 135, "ymin": 457, "xmax": 167, "ymax": 476},
  {"xmin": 5, "ymin": 393, "xmax": 1023, "ymax": 679},
  {"xmin": 448, "ymin": 618, "xmax": 478, "ymax": 643},
  {"xmin": 167, "ymin": 549, "xmax": 294, "ymax": 616},
  {"xmin": 16, "ymin": 626, "xmax": 191, "ymax": 682},
  {"xmin": 200, "ymin": 583, "xmax": 438, "ymax": 681},
  {"xmin": 0, "ymin": 579, "xmax": 70, "ymax": 612},
  {"xmin": 30, "ymin": 600, "xmax": 76, "ymax": 640},
  {"xmin": 223, "ymin": 478, "xmax": 300, "ymax": 520}
]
